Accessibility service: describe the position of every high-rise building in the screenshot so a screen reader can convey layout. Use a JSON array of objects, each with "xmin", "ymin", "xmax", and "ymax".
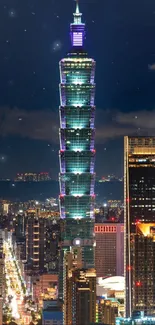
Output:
[
  {"xmin": 124, "ymin": 136, "xmax": 155, "ymax": 316},
  {"xmin": 132, "ymin": 223, "xmax": 155, "ymax": 315},
  {"xmin": 97, "ymin": 298, "xmax": 119, "ymax": 325},
  {"xmin": 95, "ymin": 223, "xmax": 124, "ymax": 277},
  {"xmin": 63, "ymin": 250, "xmax": 83, "ymax": 323},
  {"xmin": 64, "ymin": 253, "xmax": 96, "ymax": 325},
  {"xmin": 58, "ymin": 2, "xmax": 96, "ymax": 322},
  {"xmin": 26, "ymin": 211, "xmax": 46, "ymax": 273},
  {"xmin": 59, "ymin": 0, "xmax": 96, "ymax": 268},
  {"xmin": 46, "ymin": 218, "xmax": 60, "ymax": 273},
  {"xmin": 14, "ymin": 214, "xmax": 25, "ymax": 240},
  {"xmin": 26, "ymin": 211, "xmax": 60, "ymax": 274}
]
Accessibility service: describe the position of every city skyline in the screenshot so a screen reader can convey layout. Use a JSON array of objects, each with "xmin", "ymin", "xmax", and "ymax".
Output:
[
  {"xmin": 1, "ymin": 1, "xmax": 155, "ymax": 324},
  {"xmin": 0, "ymin": 0, "xmax": 155, "ymax": 177}
]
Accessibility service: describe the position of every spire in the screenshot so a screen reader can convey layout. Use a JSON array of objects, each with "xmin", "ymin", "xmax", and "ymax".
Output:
[
  {"xmin": 75, "ymin": 0, "xmax": 80, "ymax": 14},
  {"xmin": 70, "ymin": 0, "xmax": 85, "ymax": 48},
  {"xmin": 73, "ymin": 0, "xmax": 82, "ymax": 24}
]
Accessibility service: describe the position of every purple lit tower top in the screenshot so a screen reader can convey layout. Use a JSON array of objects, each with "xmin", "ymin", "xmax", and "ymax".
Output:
[{"xmin": 70, "ymin": 0, "xmax": 85, "ymax": 47}]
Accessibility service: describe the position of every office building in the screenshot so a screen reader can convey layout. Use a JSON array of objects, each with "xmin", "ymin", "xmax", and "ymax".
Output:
[
  {"xmin": 95, "ymin": 223, "xmax": 124, "ymax": 277},
  {"xmin": 59, "ymin": 0, "xmax": 96, "ymax": 268},
  {"xmin": 66, "ymin": 267, "xmax": 96, "ymax": 325},
  {"xmin": 33, "ymin": 274, "xmax": 58, "ymax": 307},
  {"xmin": 131, "ymin": 223, "xmax": 155, "ymax": 315},
  {"xmin": 46, "ymin": 218, "xmax": 60, "ymax": 273},
  {"xmin": 14, "ymin": 214, "xmax": 25, "ymax": 240},
  {"xmin": 62, "ymin": 250, "xmax": 96, "ymax": 325},
  {"xmin": 124, "ymin": 136, "xmax": 155, "ymax": 316},
  {"xmin": 58, "ymin": 2, "xmax": 96, "ymax": 323},
  {"xmin": 96, "ymin": 298, "xmax": 119, "ymax": 325},
  {"xmin": 42, "ymin": 300, "xmax": 63, "ymax": 325},
  {"xmin": 26, "ymin": 211, "xmax": 46, "ymax": 273}
]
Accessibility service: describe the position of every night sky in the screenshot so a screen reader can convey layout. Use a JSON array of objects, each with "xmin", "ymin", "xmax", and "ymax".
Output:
[{"xmin": 0, "ymin": 0, "xmax": 155, "ymax": 179}]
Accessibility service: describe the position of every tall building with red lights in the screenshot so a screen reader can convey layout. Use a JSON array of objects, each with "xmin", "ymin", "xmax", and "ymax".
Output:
[
  {"xmin": 124, "ymin": 136, "xmax": 155, "ymax": 316},
  {"xmin": 59, "ymin": 1, "xmax": 96, "ymax": 268}
]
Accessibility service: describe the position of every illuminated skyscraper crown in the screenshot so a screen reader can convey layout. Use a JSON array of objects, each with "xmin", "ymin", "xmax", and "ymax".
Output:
[{"xmin": 70, "ymin": 0, "xmax": 85, "ymax": 48}]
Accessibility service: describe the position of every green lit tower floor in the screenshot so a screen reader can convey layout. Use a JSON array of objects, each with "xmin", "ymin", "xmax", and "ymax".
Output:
[{"xmin": 59, "ymin": 1, "xmax": 96, "ymax": 269}]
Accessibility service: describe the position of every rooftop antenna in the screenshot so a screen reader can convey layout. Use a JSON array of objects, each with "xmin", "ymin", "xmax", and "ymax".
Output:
[
  {"xmin": 76, "ymin": 0, "xmax": 80, "ymax": 14},
  {"xmin": 73, "ymin": 0, "xmax": 82, "ymax": 24}
]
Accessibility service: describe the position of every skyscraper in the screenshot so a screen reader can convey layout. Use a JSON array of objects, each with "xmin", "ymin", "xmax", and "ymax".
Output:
[
  {"xmin": 95, "ymin": 223, "xmax": 124, "ymax": 278},
  {"xmin": 63, "ymin": 251, "xmax": 96, "ymax": 325},
  {"xmin": 26, "ymin": 211, "xmax": 46, "ymax": 273},
  {"xmin": 124, "ymin": 136, "xmax": 155, "ymax": 316},
  {"xmin": 132, "ymin": 223, "xmax": 155, "ymax": 315},
  {"xmin": 59, "ymin": 0, "xmax": 96, "ymax": 268}
]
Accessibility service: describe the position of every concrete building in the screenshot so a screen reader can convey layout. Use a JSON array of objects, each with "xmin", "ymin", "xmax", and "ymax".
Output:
[
  {"xmin": 95, "ymin": 223, "xmax": 124, "ymax": 277},
  {"xmin": 42, "ymin": 300, "xmax": 63, "ymax": 325},
  {"xmin": 33, "ymin": 274, "xmax": 58, "ymax": 307},
  {"xmin": 26, "ymin": 211, "xmax": 46, "ymax": 273},
  {"xmin": 99, "ymin": 298, "xmax": 119, "ymax": 325}
]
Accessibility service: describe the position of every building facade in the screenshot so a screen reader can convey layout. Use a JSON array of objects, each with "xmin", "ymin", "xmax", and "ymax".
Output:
[
  {"xmin": 42, "ymin": 300, "xmax": 63, "ymax": 325},
  {"xmin": 26, "ymin": 212, "xmax": 46, "ymax": 273},
  {"xmin": 46, "ymin": 218, "xmax": 60, "ymax": 274},
  {"xmin": 95, "ymin": 223, "xmax": 124, "ymax": 277},
  {"xmin": 132, "ymin": 223, "xmax": 155, "ymax": 315},
  {"xmin": 33, "ymin": 274, "xmax": 58, "ymax": 307},
  {"xmin": 124, "ymin": 136, "xmax": 155, "ymax": 316},
  {"xmin": 59, "ymin": 1, "xmax": 96, "ymax": 268},
  {"xmin": 66, "ymin": 266, "xmax": 96, "ymax": 325}
]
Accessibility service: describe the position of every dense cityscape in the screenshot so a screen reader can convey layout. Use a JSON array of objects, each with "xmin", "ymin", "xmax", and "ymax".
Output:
[{"xmin": 0, "ymin": 0, "xmax": 154, "ymax": 325}]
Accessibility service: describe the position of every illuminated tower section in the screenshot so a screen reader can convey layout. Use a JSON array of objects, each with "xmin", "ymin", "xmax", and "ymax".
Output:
[{"xmin": 59, "ymin": 1, "xmax": 96, "ymax": 268}]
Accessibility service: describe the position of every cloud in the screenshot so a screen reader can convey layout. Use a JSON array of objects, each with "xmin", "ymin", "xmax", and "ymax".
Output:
[
  {"xmin": 0, "ymin": 107, "xmax": 154, "ymax": 144},
  {"xmin": 115, "ymin": 110, "xmax": 155, "ymax": 129},
  {"xmin": 148, "ymin": 63, "xmax": 155, "ymax": 71},
  {"xmin": 95, "ymin": 109, "xmax": 155, "ymax": 142},
  {"xmin": 0, "ymin": 107, "xmax": 59, "ymax": 142},
  {"xmin": 96, "ymin": 125, "xmax": 136, "ymax": 141}
]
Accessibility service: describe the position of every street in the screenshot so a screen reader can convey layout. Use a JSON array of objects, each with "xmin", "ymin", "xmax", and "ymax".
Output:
[{"xmin": 3, "ymin": 240, "xmax": 29, "ymax": 325}]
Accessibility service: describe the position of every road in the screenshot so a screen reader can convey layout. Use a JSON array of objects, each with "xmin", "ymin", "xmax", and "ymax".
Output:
[{"xmin": 4, "ymin": 240, "xmax": 28, "ymax": 324}]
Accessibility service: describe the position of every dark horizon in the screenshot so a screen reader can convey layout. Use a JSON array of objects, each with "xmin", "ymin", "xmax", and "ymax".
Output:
[{"xmin": 0, "ymin": 179, "xmax": 123, "ymax": 202}]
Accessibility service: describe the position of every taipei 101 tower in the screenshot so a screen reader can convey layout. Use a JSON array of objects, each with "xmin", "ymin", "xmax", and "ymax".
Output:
[{"xmin": 59, "ymin": 0, "xmax": 96, "ymax": 270}]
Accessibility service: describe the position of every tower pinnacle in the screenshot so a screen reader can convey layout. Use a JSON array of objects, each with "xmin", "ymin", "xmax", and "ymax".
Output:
[
  {"xmin": 73, "ymin": 0, "xmax": 82, "ymax": 24},
  {"xmin": 71, "ymin": 0, "xmax": 85, "ymax": 47},
  {"xmin": 75, "ymin": 0, "xmax": 80, "ymax": 14}
]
